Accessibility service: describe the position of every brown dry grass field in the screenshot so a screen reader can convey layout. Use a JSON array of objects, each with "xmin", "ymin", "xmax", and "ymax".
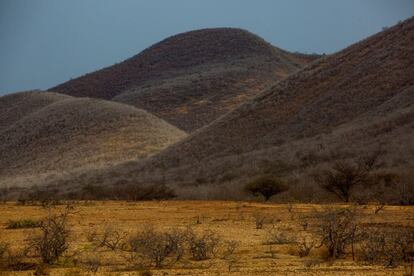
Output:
[{"xmin": 0, "ymin": 201, "xmax": 413, "ymax": 275}]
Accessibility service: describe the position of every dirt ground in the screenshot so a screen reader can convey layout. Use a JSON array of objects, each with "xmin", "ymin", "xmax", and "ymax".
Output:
[{"xmin": 0, "ymin": 201, "xmax": 413, "ymax": 275}]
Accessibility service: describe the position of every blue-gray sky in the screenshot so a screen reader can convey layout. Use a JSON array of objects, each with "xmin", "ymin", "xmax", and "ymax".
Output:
[{"xmin": 0, "ymin": 0, "xmax": 413, "ymax": 95}]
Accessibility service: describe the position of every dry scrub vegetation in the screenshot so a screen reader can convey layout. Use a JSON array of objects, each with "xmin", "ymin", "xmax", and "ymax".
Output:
[{"xmin": 0, "ymin": 201, "xmax": 413, "ymax": 275}]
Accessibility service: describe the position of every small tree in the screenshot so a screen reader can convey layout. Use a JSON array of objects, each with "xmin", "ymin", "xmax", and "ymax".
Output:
[
  {"xmin": 244, "ymin": 177, "xmax": 288, "ymax": 201},
  {"xmin": 313, "ymin": 162, "xmax": 369, "ymax": 202}
]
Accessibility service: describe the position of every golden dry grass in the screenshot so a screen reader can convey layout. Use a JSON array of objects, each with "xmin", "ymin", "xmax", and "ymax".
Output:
[{"xmin": 1, "ymin": 201, "xmax": 413, "ymax": 275}]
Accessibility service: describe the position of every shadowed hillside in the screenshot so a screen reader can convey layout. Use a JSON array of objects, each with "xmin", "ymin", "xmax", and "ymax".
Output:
[
  {"xmin": 52, "ymin": 18, "xmax": 414, "ymax": 200},
  {"xmin": 0, "ymin": 91, "xmax": 187, "ymax": 187},
  {"xmin": 51, "ymin": 28, "xmax": 318, "ymax": 131}
]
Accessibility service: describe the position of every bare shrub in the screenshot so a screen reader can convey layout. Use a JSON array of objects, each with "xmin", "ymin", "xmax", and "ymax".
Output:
[
  {"xmin": 80, "ymin": 254, "xmax": 101, "ymax": 273},
  {"xmin": 253, "ymin": 213, "xmax": 266, "ymax": 229},
  {"xmin": 374, "ymin": 203, "xmax": 385, "ymax": 214},
  {"xmin": 222, "ymin": 240, "xmax": 239, "ymax": 259},
  {"xmin": 0, "ymin": 242, "xmax": 8, "ymax": 268},
  {"xmin": 265, "ymin": 227, "xmax": 293, "ymax": 245},
  {"xmin": 89, "ymin": 225, "xmax": 127, "ymax": 251},
  {"xmin": 297, "ymin": 235, "xmax": 316, "ymax": 257},
  {"xmin": 26, "ymin": 206, "xmax": 72, "ymax": 264},
  {"xmin": 244, "ymin": 176, "xmax": 288, "ymax": 201},
  {"xmin": 186, "ymin": 229, "xmax": 220, "ymax": 261},
  {"xmin": 222, "ymin": 240, "xmax": 240, "ymax": 272},
  {"xmin": 298, "ymin": 215, "xmax": 309, "ymax": 231},
  {"xmin": 359, "ymin": 226, "xmax": 414, "ymax": 267},
  {"xmin": 316, "ymin": 208, "xmax": 358, "ymax": 259},
  {"xmin": 128, "ymin": 226, "xmax": 186, "ymax": 267}
]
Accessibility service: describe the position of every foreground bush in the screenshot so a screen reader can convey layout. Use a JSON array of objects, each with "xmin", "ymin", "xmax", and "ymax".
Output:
[
  {"xmin": 128, "ymin": 227, "xmax": 185, "ymax": 267},
  {"xmin": 26, "ymin": 206, "xmax": 72, "ymax": 264},
  {"xmin": 316, "ymin": 208, "xmax": 358, "ymax": 259},
  {"xmin": 359, "ymin": 226, "xmax": 414, "ymax": 267},
  {"xmin": 187, "ymin": 229, "xmax": 221, "ymax": 261}
]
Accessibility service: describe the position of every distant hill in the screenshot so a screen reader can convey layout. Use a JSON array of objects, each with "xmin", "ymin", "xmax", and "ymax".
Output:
[
  {"xmin": 50, "ymin": 28, "xmax": 318, "ymax": 131},
  {"xmin": 57, "ymin": 18, "xmax": 414, "ymax": 200},
  {"xmin": 0, "ymin": 91, "xmax": 186, "ymax": 187}
]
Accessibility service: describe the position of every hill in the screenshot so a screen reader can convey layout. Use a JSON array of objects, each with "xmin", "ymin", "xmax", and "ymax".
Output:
[
  {"xmin": 53, "ymin": 18, "xmax": 414, "ymax": 201},
  {"xmin": 50, "ymin": 28, "xmax": 318, "ymax": 131},
  {"xmin": 0, "ymin": 91, "xmax": 187, "ymax": 187}
]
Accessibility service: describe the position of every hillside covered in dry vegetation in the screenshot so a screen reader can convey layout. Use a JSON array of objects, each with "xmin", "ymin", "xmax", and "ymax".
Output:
[
  {"xmin": 50, "ymin": 28, "xmax": 317, "ymax": 131},
  {"xmin": 51, "ymin": 18, "xmax": 414, "ymax": 203},
  {"xmin": 0, "ymin": 91, "xmax": 186, "ymax": 187}
]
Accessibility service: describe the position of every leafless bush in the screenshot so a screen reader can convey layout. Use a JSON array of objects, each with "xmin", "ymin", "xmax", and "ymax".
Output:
[
  {"xmin": 222, "ymin": 240, "xmax": 240, "ymax": 272},
  {"xmin": 297, "ymin": 235, "xmax": 316, "ymax": 257},
  {"xmin": 253, "ymin": 213, "xmax": 266, "ymax": 229},
  {"xmin": 186, "ymin": 229, "xmax": 221, "ymax": 261},
  {"xmin": 374, "ymin": 203, "xmax": 385, "ymax": 214},
  {"xmin": 128, "ymin": 226, "xmax": 186, "ymax": 267},
  {"xmin": 316, "ymin": 208, "xmax": 358, "ymax": 259},
  {"xmin": 79, "ymin": 254, "xmax": 101, "ymax": 273},
  {"xmin": 26, "ymin": 206, "xmax": 72, "ymax": 264},
  {"xmin": 265, "ymin": 227, "xmax": 293, "ymax": 245},
  {"xmin": 222, "ymin": 240, "xmax": 239, "ymax": 259},
  {"xmin": 358, "ymin": 226, "xmax": 414, "ymax": 267},
  {"xmin": 0, "ymin": 242, "xmax": 8, "ymax": 268},
  {"xmin": 298, "ymin": 215, "xmax": 309, "ymax": 231},
  {"xmin": 89, "ymin": 225, "xmax": 127, "ymax": 251}
]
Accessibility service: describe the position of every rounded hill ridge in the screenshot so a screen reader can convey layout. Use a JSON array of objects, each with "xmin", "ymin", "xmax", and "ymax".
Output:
[
  {"xmin": 0, "ymin": 91, "xmax": 187, "ymax": 185},
  {"xmin": 50, "ymin": 28, "xmax": 318, "ymax": 132}
]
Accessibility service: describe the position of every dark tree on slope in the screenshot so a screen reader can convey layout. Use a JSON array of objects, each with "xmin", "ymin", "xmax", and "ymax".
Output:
[
  {"xmin": 244, "ymin": 176, "xmax": 288, "ymax": 201},
  {"xmin": 312, "ymin": 162, "xmax": 369, "ymax": 203}
]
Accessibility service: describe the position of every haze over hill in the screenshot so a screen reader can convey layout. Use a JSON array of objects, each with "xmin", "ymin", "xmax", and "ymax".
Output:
[
  {"xmin": 0, "ymin": 91, "xmax": 186, "ymax": 187},
  {"xmin": 53, "ymin": 17, "xmax": 414, "ymax": 199},
  {"xmin": 51, "ymin": 28, "xmax": 317, "ymax": 131}
]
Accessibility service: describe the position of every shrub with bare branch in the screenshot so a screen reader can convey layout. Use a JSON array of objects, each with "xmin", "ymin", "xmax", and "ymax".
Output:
[
  {"xmin": 297, "ymin": 235, "xmax": 316, "ymax": 257},
  {"xmin": 89, "ymin": 225, "xmax": 127, "ymax": 251},
  {"xmin": 0, "ymin": 241, "xmax": 8, "ymax": 268},
  {"xmin": 358, "ymin": 226, "xmax": 414, "ymax": 267},
  {"xmin": 312, "ymin": 162, "xmax": 369, "ymax": 202},
  {"xmin": 186, "ymin": 229, "xmax": 221, "ymax": 261},
  {"xmin": 128, "ymin": 226, "xmax": 186, "ymax": 267},
  {"xmin": 253, "ymin": 213, "xmax": 266, "ymax": 229},
  {"xmin": 26, "ymin": 206, "xmax": 72, "ymax": 264},
  {"xmin": 316, "ymin": 208, "xmax": 358, "ymax": 259}
]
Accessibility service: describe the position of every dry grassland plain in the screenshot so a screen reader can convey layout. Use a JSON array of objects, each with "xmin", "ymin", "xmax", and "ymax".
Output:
[{"xmin": 0, "ymin": 201, "xmax": 413, "ymax": 275}]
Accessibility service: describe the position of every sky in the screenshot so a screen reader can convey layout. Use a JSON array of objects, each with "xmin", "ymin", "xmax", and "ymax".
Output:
[{"xmin": 0, "ymin": 0, "xmax": 413, "ymax": 95}]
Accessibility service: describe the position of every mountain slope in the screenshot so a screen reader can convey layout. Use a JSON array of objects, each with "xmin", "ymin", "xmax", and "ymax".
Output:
[
  {"xmin": 54, "ymin": 18, "xmax": 414, "ymax": 198},
  {"xmin": 0, "ymin": 90, "xmax": 70, "ymax": 131},
  {"xmin": 50, "ymin": 28, "xmax": 318, "ymax": 131},
  {"xmin": 0, "ymin": 91, "xmax": 187, "ymax": 186}
]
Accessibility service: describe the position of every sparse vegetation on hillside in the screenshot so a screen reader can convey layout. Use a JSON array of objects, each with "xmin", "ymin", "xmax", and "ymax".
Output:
[
  {"xmin": 0, "ymin": 92, "xmax": 187, "ymax": 187},
  {"xmin": 50, "ymin": 28, "xmax": 316, "ymax": 132},
  {"xmin": 55, "ymin": 17, "xmax": 414, "ymax": 202}
]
